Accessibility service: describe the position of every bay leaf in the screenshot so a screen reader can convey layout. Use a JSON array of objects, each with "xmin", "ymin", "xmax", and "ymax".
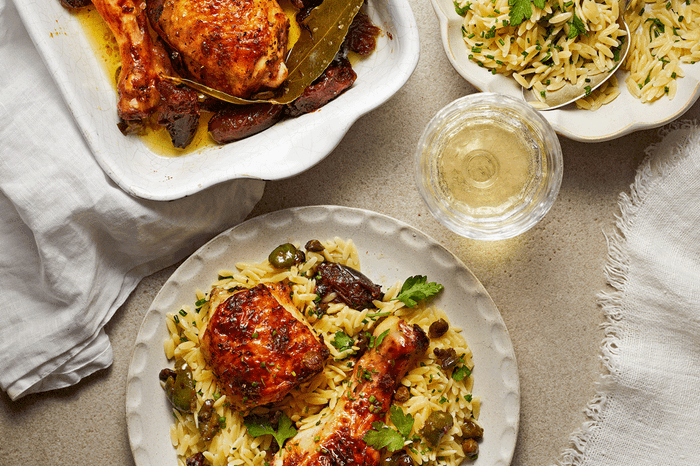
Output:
[
  {"xmin": 162, "ymin": 0, "xmax": 365, "ymax": 105},
  {"xmin": 281, "ymin": 0, "xmax": 365, "ymax": 102}
]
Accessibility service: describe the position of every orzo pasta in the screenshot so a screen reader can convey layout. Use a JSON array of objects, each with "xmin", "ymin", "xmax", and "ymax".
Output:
[{"xmin": 161, "ymin": 238, "xmax": 482, "ymax": 466}]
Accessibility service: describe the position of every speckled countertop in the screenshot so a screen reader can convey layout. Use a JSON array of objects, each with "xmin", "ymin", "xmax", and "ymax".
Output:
[{"xmin": 2, "ymin": 0, "xmax": 699, "ymax": 465}]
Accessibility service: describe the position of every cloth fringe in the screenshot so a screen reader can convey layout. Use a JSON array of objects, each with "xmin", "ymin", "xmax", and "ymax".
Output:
[{"xmin": 553, "ymin": 120, "xmax": 700, "ymax": 466}]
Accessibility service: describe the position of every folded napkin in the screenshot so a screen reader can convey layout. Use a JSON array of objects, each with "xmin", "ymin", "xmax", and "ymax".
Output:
[
  {"xmin": 556, "ymin": 121, "xmax": 700, "ymax": 466},
  {"xmin": 0, "ymin": 0, "xmax": 265, "ymax": 400}
]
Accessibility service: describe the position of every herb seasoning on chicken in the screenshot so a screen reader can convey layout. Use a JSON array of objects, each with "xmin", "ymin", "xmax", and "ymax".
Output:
[
  {"xmin": 201, "ymin": 282, "xmax": 329, "ymax": 409},
  {"xmin": 273, "ymin": 316, "xmax": 429, "ymax": 466}
]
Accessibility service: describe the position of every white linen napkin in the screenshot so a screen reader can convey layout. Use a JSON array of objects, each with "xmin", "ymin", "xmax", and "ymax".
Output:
[
  {"xmin": 556, "ymin": 121, "xmax": 700, "ymax": 466},
  {"xmin": 0, "ymin": 0, "xmax": 265, "ymax": 401}
]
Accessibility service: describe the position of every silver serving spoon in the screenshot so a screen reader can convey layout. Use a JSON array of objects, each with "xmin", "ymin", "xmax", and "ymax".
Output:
[{"xmin": 522, "ymin": 0, "xmax": 631, "ymax": 110}]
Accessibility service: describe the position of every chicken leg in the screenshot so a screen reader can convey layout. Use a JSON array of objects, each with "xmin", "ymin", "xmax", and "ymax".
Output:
[{"xmin": 274, "ymin": 316, "xmax": 429, "ymax": 466}]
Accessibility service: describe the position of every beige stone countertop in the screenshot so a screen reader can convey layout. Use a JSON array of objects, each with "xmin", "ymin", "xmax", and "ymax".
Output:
[{"xmin": 3, "ymin": 1, "xmax": 700, "ymax": 465}]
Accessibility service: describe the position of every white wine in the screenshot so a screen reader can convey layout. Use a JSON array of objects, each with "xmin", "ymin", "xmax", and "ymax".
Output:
[
  {"xmin": 434, "ymin": 116, "xmax": 546, "ymax": 218},
  {"xmin": 416, "ymin": 94, "xmax": 562, "ymax": 240}
]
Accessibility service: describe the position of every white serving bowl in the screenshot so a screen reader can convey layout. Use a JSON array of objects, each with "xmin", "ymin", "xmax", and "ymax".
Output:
[{"xmin": 15, "ymin": 0, "xmax": 420, "ymax": 200}]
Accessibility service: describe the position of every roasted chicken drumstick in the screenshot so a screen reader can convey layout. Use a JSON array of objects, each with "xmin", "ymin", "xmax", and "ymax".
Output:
[
  {"xmin": 91, "ymin": 0, "xmax": 162, "ymax": 121},
  {"xmin": 274, "ymin": 316, "xmax": 429, "ymax": 466}
]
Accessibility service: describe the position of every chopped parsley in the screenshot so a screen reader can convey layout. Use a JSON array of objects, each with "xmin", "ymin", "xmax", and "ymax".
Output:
[
  {"xmin": 567, "ymin": 12, "xmax": 587, "ymax": 39},
  {"xmin": 454, "ymin": 0, "xmax": 472, "ymax": 15},
  {"xmin": 331, "ymin": 330, "xmax": 355, "ymax": 353}
]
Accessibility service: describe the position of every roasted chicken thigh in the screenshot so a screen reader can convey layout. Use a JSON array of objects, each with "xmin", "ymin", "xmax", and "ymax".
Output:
[
  {"xmin": 274, "ymin": 316, "xmax": 429, "ymax": 466},
  {"xmin": 146, "ymin": 0, "xmax": 290, "ymax": 98},
  {"xmin": 201, "ymin": 283, "xmax": 329, "ymax": 409}
]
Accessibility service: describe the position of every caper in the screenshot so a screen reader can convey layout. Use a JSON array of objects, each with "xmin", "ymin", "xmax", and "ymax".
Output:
[
  {"xmin": 461, "ymin": 438, "xmax": 479, "ymax": 460},
  {"xmin": 305, "ymin": 239, "xmax": 325, "ymax": 252},
  {"xmin": 268, "ymin": 243, "xmax": 304, "ymax": 269},
  {"xmin": 163, "ymin": 358, "xmax": 197, "ymax": 413},
  {"xmin": 419, "ymin": 410, "xmax": 454, "ymax": 447},
  {"xmin": 381, "ymin": 450, "xmax": 415, "ymax": 466},
  {"xmin": 462, "ymin": 418, "xmax": 483, "ymax": 439},
  {"xmin": 428, "ymin": 319, "xmax": 449, "ymax": 338},
  {"xmin": 394, "ymin": 385, "xmax": 411, "ymax": 403}
]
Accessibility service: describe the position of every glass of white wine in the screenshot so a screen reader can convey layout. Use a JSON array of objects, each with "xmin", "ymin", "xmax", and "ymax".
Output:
[{"xmin": 415, "ymin": 93, "xmax": 562, "ymax": 240}]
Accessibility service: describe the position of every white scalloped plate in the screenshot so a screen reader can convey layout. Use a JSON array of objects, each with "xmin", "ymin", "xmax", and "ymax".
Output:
[
  {"xmin": 13, "ymin": 0, "xmax": 419, "ymax": 200},
  {"xmin": 431, "ymin": 0, "xmax": 700, "ymax": 142},
  {"xmin": 126, "ymin": 206, "xmax": 520, "ymax": 466}
]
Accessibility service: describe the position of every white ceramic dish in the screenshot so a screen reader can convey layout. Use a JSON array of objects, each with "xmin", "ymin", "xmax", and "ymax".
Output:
[
  {"xmin": 430, "ymin": 0, "xmax": 700, "ymax": 142},
  {"xmin": 13, "ymin": 0, "xmax": 419, "ymax": 201},
  {"xmin": 126, "ymin": 205, "xmax": 520, "ymax": 466}
]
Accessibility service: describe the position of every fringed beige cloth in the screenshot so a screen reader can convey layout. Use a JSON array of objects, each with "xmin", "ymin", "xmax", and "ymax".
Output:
[{"xmin": 556, "ymin": 121, "xmax": 700, "ymax": 466}]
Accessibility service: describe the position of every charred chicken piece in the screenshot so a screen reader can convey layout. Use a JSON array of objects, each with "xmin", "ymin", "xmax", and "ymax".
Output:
[
  {"xmin": 151, "ymin": 37, "xmax": 201, "ymax": 148},
  {"xmin": 146, "ymin": 0, "xmax": 290, "ymax": 99},
  {"xmin": 78, "ymin": 0, "xmax": 199, "ymax": 146},
  {"xmin": 201, "ymin": 283, "xmax": 329, "ymax": 409},
  {"xmin": 314, "ymin": 261, "xmax": 382, "ymax": 310},
  {"xmin": 273, "ymin": 317, "xmax": 429, "ymax": 466}
]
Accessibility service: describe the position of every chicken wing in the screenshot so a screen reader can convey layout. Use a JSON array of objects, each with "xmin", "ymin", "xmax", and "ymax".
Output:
[
  {"xmin": 274, "ymin": 316, "xmax": 429, "ymax": 466},
  {"xmin": 201, "ymin": 283, "xmax": 329, "ymax": 409},
  {"xmin": 146, "ymin": 0, "xmax": 289, "ymax": 99}
]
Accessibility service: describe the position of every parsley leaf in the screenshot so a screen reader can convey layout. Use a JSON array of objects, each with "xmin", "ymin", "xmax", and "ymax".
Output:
[
  {"xmin": 363, "ymin": 422, "xmax": 406, "ymax": 451},
  {"xmin": 390, "ymin": 405, "xmax": 414, "ymax": 439},
  {"xmin": 244, "ymin": 412, "xmax": 297, "ymax": 450},
  {"xmin": 508, "ymin": 0, "xmax": 532, "ymax": 26},
  {"xmin": 363, "ymin": 406, "xmax": 415, "ymax": 452},
  {"xmin": 331, "ymin": 330, "xmax": 354, "ymax": 353},
  {"xmin": 508, "ymin": 0, "xmax": 545, "ymax": 26},
  {"xmin": 567, "ymin": 12, "xmax": 587, "ymax": 39},
  {"xmin": 396, "ymin": 276, "xmax": 444, "ymax": 308}
]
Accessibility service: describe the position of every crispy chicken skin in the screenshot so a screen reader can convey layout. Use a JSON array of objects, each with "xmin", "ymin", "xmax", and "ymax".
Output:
[
  {"xmin": 146, "ymin": 0, "xmax": 290, "ymax": 99},
  {"xmin": 91, "ymin": 0, "xmax": 162, "ymax": 121},
  {"xmin": 201, "ymin": 283, "xmax": 329, "ymax": 409},
  {"xmin": 274, "ymin": 316, "xmax": 429, "ymax": 466}
]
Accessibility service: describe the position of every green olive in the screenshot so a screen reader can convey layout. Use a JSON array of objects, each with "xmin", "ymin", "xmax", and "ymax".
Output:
[
  {"xmin": 462, "ymin": 418, "xmax": 483, "ymax": 439},
  {"xmin": 163, "ymin": 358, "xmax": 197, "ymax": 413},
  {"xmin": 419, "ymin": 410, "xmax": 454, "ymax": 447},
  {"xmin": 268, "ymin": 243, "xmax": 305, "ymax": 269},
  {"xmin": 198, "ymin": 399, "xmax": 221, "ymax": 442}
]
